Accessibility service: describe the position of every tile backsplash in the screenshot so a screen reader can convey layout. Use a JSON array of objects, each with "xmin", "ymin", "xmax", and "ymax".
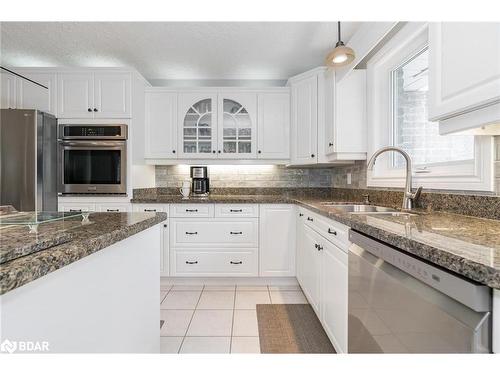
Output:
[{"xmin": 155, "ymin": 165, "xmax": 335, "ymax": 188}]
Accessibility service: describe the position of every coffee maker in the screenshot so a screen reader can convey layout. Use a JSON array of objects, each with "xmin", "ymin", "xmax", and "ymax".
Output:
[{"xmin": 190, "ymin": 166, "xmax": 209, "ymax": 196}]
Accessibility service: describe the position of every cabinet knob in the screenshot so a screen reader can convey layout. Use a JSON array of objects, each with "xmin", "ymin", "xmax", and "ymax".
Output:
[
  {"xmin": 258, "ymin": 150, "xmax": 261, "ymax": 154},
  {"xmin": 311, "ymin": 154, "xmax": 315, "ymax": 158},
  {"xmin": 307, "ymin": 217, "xmax": 313, "ymax": 222},
  {"xmin": 163, "ymin": 224, "xmax": 167, "ymax": 228},
  {"xmin": 328, "ymin": 142, "xmax": 333, "ymax": 147},
  {"xmin": 218, "ymin": 150, "xmax": 221, "ymax": 154},
  {"xmin": 93, "ymin": 108, "xmax": 98, "ymax": 112},
  {"xmin": 87, "ymin": 108, "xmax": 92, "ymax": 112},
  {"xmin": 299, "ymin": 213, "xmax": 304, "ymax": 217},
  {"xmin": 212, "ymin": 150, "xmax": 216, "ymax": 153},
  {"xmin": 328, "ymin": 228, "xmax": 337, "ymax": 235},
  {"xmin": 172, "ymin": 150, "xmax": 176, "ymax": 154}
]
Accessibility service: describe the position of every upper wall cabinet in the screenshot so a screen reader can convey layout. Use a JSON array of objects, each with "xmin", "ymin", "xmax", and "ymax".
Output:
[
  {"xmin": 145, "ymin": 90, "xmax": 178, "ymax": 159},
  {"xmin": 429, "ymin": 22, "xmax": 500, "ymax": 134},
  {"xmin": 1, "ymin": 71, "xmax": 56, "ymax": 115},
  {"xmin": 178, "ymin": 92, "xmax": 218, "ymax": 159},
  {"xmin": 58, "ymin": 71, "xmax": 131, "ymax": 118},
  {"xmin": 145, "ymin": 88, "xmax": 290, "ymax": 163},
  {"xmin": 288, "ymin": 67, "xmax": 366, "ymax": 166}
]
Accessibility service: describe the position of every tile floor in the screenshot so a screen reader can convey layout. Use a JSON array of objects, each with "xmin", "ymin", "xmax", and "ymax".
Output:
[{"xmin": 159, "ymin": 284, "xmax": 307, "ymax": 354}]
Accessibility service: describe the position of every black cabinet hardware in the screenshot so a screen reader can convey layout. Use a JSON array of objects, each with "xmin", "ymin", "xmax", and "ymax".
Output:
[
  {"xmin": 218, "ymin": 150, "xmax": 221, "ymax": 153},
  {"xmin": 144, "ymin": 209, "xmax": 156, "ymax": 212},
  {"xmin": 299, "ymin": 213, "xmax": 304, "ymax": 217},
  {"xmin": 87, "ymin": 108, "xmax": 92, "ymax": 112},
  {"xmin": 307, "ymin": 217, "xmax": 313, "ymax": 221},
  {"xmin": 328, "ymin": 228, "xmax": 337, "ymax": 235},
  {"xmin": 185, "ymin": 209, "xmax": 198, "ymax": 212},
  {"xmin": 163, "ymin": 224, "xmax": 167, "ymax": 228},
  {"xmin": 230, "ymin": 209, "xmax": 243, "ymax": 212},
  {"xmin": 314, "ymin": 243, "xmax": 319, "ymax": 249},
  {"xmin": 106, "ymin": 209, "xmax": 119, "ymax": 212},
  {"xmin": 329, "ymin": 142, "xmax": 334, "ymax": 147},
  {"xmin": 93, "ymin": 108, "xmax": 98, "ymax": 112},
  {"xmin": 172, "ymin": 150, "xmax": 176, "ymax": 153},
  {"xmin": 311, "ymin": 154, "xmax": 315, "ymax": 158},
  {"xmin": 212, "ymin": 150, "xmax": 216, "ymax": 153},
  {"xmin": 258, "ymin": 150, "xmax": 261, "ymax": 154},
  {"xmin": 317, "ymin": 245, "xmax": 323, "ymax": 251},
  {"xmin": 230, "ymin": 231, "xmax": 243, "ymax": 235},
  {"xmin": 69, "ymin": 209, "xmax": 82, "ymax": 212},
  {"xmin": 230, "ymin": 261, "xmax": 243, "ymax": 265},
  {"xmin": 185, "ymin": 231, "xmax": 198, "ymax": 235},
  {"xmin": 185, "ymin": 261, "xmax": 198, "ymax": 265}
]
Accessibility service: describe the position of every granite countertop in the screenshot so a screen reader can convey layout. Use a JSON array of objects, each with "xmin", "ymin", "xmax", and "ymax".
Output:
[
  {"xmin": 0, "ymin": 212, "xmax": 167, "ymax": 295},
  {"xmin": 132, "ymin": 194, "xmax": 500, "ymax": 288}
]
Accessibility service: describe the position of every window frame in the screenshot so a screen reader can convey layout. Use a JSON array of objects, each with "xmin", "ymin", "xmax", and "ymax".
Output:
[{"xmin": 366, "ymin": 22, "xmax": 494, "ymax": 192}]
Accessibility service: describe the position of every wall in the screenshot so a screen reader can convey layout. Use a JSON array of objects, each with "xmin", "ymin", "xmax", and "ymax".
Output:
[{"xmin": 155, "ymin": 165, "xmax": 335, "ymax": 188}]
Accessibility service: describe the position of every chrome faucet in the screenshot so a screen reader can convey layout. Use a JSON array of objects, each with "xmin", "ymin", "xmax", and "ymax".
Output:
[{"xmin": 367, "ymin": 147, "xmax": 422, "ymax": 211}]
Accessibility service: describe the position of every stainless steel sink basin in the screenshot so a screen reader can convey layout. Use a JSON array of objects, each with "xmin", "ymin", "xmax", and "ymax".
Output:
[{"xmin": 321, "ymin": 203, "xmax": 398, "ymax": 213}]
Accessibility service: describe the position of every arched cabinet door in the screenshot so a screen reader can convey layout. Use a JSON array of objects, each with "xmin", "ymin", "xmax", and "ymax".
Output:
[
  {"xmin": 217, "ymin": 93, "xmax": 257, "ymax": 159},
  {"xmin": 177, "ymin": 92, "xmax": 218, "ymax": 159}
]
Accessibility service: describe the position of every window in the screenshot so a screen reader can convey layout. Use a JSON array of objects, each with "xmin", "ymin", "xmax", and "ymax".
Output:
[
  {"xmin": 390, "ymin": 47, "xmax": 475, "ymax": 169},
  {"xmin": 367, "ymin": 22, "xmax": 493, "ymax": 191}
]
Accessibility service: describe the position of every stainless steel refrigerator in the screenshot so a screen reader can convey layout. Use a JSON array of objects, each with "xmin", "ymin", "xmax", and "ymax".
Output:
[{"xmin": 1, "ymin": 109, "xmax": 58, "ymax": 212}]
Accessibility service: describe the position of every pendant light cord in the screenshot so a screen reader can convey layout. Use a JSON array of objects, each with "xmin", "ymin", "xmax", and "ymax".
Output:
[{"xmin": 337, "ymin": 21, "xmax": 341, "ymax": 43}]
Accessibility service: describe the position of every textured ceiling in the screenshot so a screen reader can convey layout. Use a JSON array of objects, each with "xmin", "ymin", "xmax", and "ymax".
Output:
[{"xmin": 0, "ymin": 22, "xmax": 360, "ymax": 81}]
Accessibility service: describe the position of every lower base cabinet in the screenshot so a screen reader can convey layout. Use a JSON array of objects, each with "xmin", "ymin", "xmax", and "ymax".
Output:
[
  {"xmin": 296, "ymin": 207, "xmax": 348, "ymax": 353},
  {"xmin": 161, "ymin": 222, "xmax": 169, "ymax": 277}
]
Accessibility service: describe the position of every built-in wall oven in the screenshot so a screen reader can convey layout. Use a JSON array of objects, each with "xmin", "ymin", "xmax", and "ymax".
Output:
[{"xmin": 58, "ymin": 124, "xmax": 127, "ymax": 195}]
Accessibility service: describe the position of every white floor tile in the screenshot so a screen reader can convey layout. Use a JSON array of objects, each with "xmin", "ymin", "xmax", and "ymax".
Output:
[
  {"xmin": 180, "ymin": 337, "xmax": 231, "ymax": 354},
  {"xmin": 161, "ymin": 291, "xmax": 201, "ymax": 309},
  {"xmin": 187, "ymin": 310, "xmax": 234, "ymax": 336},
  {"xmin": 235, "ymin": 291, "xmax": 271, "ymax": 309},
  {"xmin": 270, "ymin": 290, "xmax": 308, "ymax": 304},
  {"xmin": 203, "ymin": 285, "xmax": 236, "ymax": 291},
  {"xmin": 197, "ymin": 291, "xmax": 235, "ymax": 310},
  {"xmin": 160, "ymin": 337, "xmax": 183, "ymax": 353},
  {"xmin": 160, "ymin": 310, "xmax": 194, "ymax": 336},
  {"xmin": 232, "ymin": 309, "xmax": 259, "ymax": 336},
  {"xmin": 171, "ymin": 285, "xmax": 204, "ymax": 291},
  {"xmin": 236, "ymin": 285, "xmax": 269, "ymax": 291},
  {"xmin": 268, "ymin": 285, "xmax": 302, "ymax": 291},
  {"xmin": 231, "ymin": 337, "xmax": 261, "ymax": 354}
]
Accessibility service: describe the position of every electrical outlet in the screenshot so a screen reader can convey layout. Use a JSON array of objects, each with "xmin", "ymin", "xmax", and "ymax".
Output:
[{"xmin": 347, "ymin": 173, "xmax": 352, "ymax": 185}]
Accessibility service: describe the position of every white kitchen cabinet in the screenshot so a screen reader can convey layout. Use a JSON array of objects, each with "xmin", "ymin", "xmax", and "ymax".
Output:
[
  {"xmin": 429, "ymin": 22, "xmax": 500, "ymax": 133},
  {"xmin": 321, "ymin": 239, "xmax": 348, "ymax": 353},
  {"xmin": 58, "ymin": 203, "xmax": 96, "ymax": 212},
  {"xmin": 161, "ymin": 222, "xmax": 170, "ymax": 277},
  {"xmin": 17, "ymin": 72, "xmax": 56, "ymax": 115},
  {"xmin": 0, "ymin": 72, "xmax": 17, "ymax": 109},
  {"xmin": 218, "ymin": 92, "xmax": 257, "ymax": 159},
  {"xmin": 132, "ymin": 203, "xmax": 169, "ymax": 214},
  {"xmin": 290, "ymin": 74, "xmax": 318, "ymax": 164},
  {"xmin": 296, "ymin": 208, "xmax": 307, "ymax": 286},
  {"xmin": 145, "ymin": 90, "xmax": 178, "ymax": 159},
  {"xmin": 58, "ymin": 71, "xmax": 131, "ymax": 118},
  {"xmin": 177, "ymin": 92, "xmax": 218, "ymax": 159},
  {"xmin": 325, "ymin": 69, "xmax": 366, "ymax": 160},
  {"xmin": 257, "ymin": 92, "xmax": 290, "ymax": 159},
  {"xmin": 301, "ymin": 225, "xmax": 322, "ymax": 314},
  {"xmin": 259, "ymin": 204, "xmax": 296, "ymax": 277},
  {"xmin": 94, "ymin": 72, "xmax": 131, "ymax": 118},
  {"xmin": 95, "ymin": 203, "xmax": 131, "ymax": 212}
]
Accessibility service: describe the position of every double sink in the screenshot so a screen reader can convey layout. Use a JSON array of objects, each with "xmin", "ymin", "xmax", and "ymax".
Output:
[{"xmin": 319, "ymin": 203, "xmax": 417, "ymax": 217}]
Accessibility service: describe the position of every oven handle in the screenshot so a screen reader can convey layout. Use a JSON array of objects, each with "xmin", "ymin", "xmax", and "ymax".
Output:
[{"xmin": 59, "ymin": 141, "xmax": 126, "ymax": 147}]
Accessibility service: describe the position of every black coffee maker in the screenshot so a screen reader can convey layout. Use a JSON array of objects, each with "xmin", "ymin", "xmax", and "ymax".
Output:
[{"xmin": 190, "ymin": 166, "xmax": 209, "ymax": 196}]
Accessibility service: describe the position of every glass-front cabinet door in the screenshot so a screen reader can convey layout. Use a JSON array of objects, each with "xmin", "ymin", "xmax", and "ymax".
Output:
[
  {"xmin": 177, "ymin": 92, "xmax": 218, "ymax": 159},
  {"xmin": 217, "ymin": 93, "xmax": 257, "ymax": 159}
]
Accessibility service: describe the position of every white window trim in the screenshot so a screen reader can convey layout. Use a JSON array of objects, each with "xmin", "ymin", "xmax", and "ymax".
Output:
[{"xmin": 366, "ymin": 22, "xmax": 494, "ymax": 192}]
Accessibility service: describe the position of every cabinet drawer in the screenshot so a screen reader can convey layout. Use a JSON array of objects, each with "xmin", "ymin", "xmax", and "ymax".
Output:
[
  {"xmin": 58, "ymin": 203, "xmax": 96, "ymax": 212},
  {"xmin": 215, "ymin": 204, "xmax": 258, "ymax": 218},
  {"xmin": 173, "ymin": 250, "xmax": 258, "ymax": 276},
  {"xmin": 304, "ymin": 209, "xmax": 349, "ymax": 251},
  {"xmin": 133, "ymin": 204, "xmax": 169, "ymax": 214},
  {"xmin": 170, "ymin": 204, "xmax": 214, "ymax": 218},
  {"xmin": 95, "ymin": 203, "xmax": 131, "ymax": 212},
  {"xmin": 170, "ymin": 218, "xmax": 258, "ymax": 248}
]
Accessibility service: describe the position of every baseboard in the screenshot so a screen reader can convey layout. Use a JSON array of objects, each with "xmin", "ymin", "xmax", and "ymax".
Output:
[{"xmin": 160, "ymin": 276, "xmax": 298, "ymax": 286}]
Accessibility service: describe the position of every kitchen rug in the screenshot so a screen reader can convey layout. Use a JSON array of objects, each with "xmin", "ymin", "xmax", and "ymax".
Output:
[{"xmin": 256, "ymin": 304, "xmax": 335, "ymax": 354}]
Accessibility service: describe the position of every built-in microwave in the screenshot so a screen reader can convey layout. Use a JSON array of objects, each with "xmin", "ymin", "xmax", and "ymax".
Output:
[{"xmin": 58, "ymin": 124, "xmax": 127, "ymax": 195}]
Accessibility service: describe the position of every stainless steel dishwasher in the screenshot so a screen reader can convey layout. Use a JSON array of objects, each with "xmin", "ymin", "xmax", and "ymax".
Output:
[{"xmin": 348, "ymin": 230, "xmax": 492, "ymax": 353}]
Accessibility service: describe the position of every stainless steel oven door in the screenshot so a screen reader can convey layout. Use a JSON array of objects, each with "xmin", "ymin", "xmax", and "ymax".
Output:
[{"xmin": 59, "ymin": 141, "xmax": 127, "ymax": 195}]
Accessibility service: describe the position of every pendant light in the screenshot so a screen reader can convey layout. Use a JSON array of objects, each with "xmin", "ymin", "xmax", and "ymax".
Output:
[{"xmin": 325, "ymin": 21, "xmax": 355, "ymax": 68}]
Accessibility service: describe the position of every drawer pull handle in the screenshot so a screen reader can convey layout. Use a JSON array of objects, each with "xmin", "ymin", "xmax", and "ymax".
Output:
[
  {"xmin": 230, "ymin": 209, "xmax": 243, "ymax": 212},
  {"xmin": 299, "ymin": 213, "xmax": 304, "ymax": 217},
  {"xmin": 69, "ymin": 209, "xmax": 82, "ymax": 212},
  {"xmin": 106, "ymin": 209, "xmax": 119, "ymax": 212},
  {"xmin": 307, "ymin": 217, "xmax": 314, "ymax": 222},
  {"xmin": 144, "ymin": 209, "xmax": 156, "ymax": 212},
  {"xmin": 230, "ymin": 231, "xmax": 243, "ymax": 235},
  {"xmin": 185, "ymin": 231, "xmax": 198, "ymax": 235},
  {"xmin": 328, "ymin": 228, "xmax": 337, "ymax": 235},
  {"xmin": 185, "ymin": 209, "xmax": 198, "ymax": 212},
  {"xmin": 230, "ymin": 261, "xmax": 243, "ymax": 265},
  {"xmin": 185, "ymin": 261, "xmax": 198, "ymax": 265}
]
